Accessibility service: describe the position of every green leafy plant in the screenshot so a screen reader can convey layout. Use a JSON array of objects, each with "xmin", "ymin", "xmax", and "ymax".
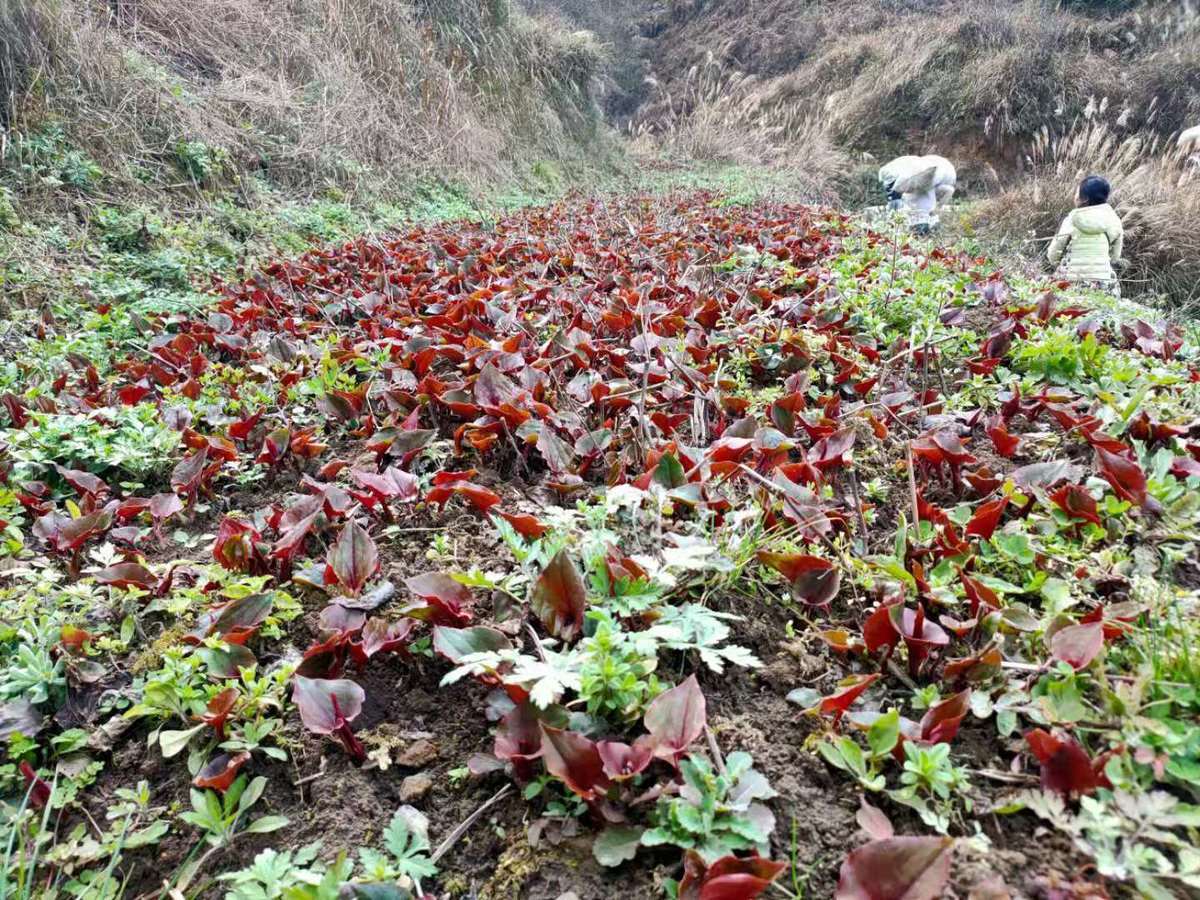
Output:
[
  {"xmin": 175, "ymin": 774, "xmax": 288, "ymax": 892},
  {"xmin": 355, "ymin": 806, "xmax": 437, "ymax": 895},
  {"xmin": 889, "ymin": 742, "xmax": 972, "ymax": 834},
  {"xmin": 218, "ymin": 843, "xmax": 328, "ymax": 900},
  {"xmin": 578, "ymin": 610, "xmax": 663, "ymax": 723},
  {"xmin": 1, "ymin": 637, "xmax": 67, "ymax": 707},
  {"xmin": 641, "ymin": 751, "xmax": 776, "ymax": 863}
]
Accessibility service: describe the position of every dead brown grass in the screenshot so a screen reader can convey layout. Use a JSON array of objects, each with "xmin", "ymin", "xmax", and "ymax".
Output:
[
  {"xmin": 632, "ymin": 0, "xmax": 1200, "ymax": 161},
  {"xmin": 627, "ymin": 56, "xmax": 849, "ymax": 203},
  {"xmin": 0, "ymin": 0, "xmax": 609, "ymax": 199}
]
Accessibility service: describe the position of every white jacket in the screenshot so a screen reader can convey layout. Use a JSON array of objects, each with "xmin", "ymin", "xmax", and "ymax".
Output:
[{"xmin": 879, "ymin": 155, "xmax": 957, "ymax": 215}]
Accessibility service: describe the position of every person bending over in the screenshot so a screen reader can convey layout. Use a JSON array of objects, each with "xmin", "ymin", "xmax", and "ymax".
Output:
[
  {"xmin": 878, "ymin": 155, "xmax": 957, "ymax": 234},
  {"xmin": 1046, "ymin": 175, "xmax": 1125, "ymax": 297}
]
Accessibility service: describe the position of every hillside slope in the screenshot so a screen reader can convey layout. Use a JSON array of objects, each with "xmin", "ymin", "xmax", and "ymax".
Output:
[
  {"xmin": 633, "ymin": 0, "xmax": 1199, "ymax": 161},
  {"xmin": 532, "ymin": 0, "xmax": 1199, "ymax": 184},
  {"xmin": 2, "ymin": 0, "xmax": 612, "ymax": 201}
]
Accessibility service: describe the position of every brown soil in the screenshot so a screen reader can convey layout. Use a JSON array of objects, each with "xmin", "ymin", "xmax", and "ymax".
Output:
[{"xmin": 69, "ymin": 411, "xmax": 1109, "ymax": 900}]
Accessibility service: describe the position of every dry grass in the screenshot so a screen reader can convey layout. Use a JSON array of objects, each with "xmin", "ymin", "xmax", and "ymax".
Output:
[
  {"xmin": 627, "ymin": 56, "xmax": 849, "ymax": 203},
  {"xmin": 0, "ymin": 0, "xmax": 608, "ymax": 200},
  {"xmin": 632, "ymin": 0, "xmax": 1200, "ymax": 162},
  {"xmin": 971, "ymin": 118, "xmax": 1200, "ymax": 305}
]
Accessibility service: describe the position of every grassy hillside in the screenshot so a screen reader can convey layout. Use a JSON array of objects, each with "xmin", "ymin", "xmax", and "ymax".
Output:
[
  {"xmin": 534, "ymin": 0, "xmax": 1199, "ymax": 304},
  {"xmin": 2, "ymin": 0, "xmax": 613, "ymax": 198},
  {"xmin": 625, "ymin": 0, "xmax": 1199, "ymax": 166},
  {"xmin": 0, "ymin": 0, "xmax": 628, "ymax": 381}
]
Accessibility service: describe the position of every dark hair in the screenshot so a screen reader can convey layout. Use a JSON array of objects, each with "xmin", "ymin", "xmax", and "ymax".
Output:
[{"xmin": 1078, "ymin": 175, "xmax": 1111, "ymax": 206}]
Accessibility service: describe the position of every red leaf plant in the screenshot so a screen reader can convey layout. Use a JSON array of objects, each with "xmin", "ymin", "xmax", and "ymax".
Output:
[
  {"xmin": 964, "ymin": 496, "xmax": 1008, "ymax": 540},
  {"xmin": 756, "ymin": 552, "xmax": 841, "ymax": 607},
  {"xmin": 494, "ymin": 700, "xmax": 546, "ymax": 783},
  {"xmin": 292, "ymin": 675, "xmax": 367, "ymax": 764},
  {"xmin": 984, "ymin": 416, "xmax": 1021, "ymax": 459},
  {"xmin": 677, "ymin": 851, "xmax": 787, "ymax": 900},
  {"xmin": 810, "ymin": 674, "xmax": 881, "ymax": 727},
  {"xmin": 95, "ymin": 561, "xmax": 156, "ymax": 591},
  {"xmin": 196, "ymin": 687, "xmax": 240, "ymax": 741},
  {"xmin": 325, "ymin": 520, "xmax": 379, "ymax": 596},
  {"xmin": 33, "ymin": 506, "xmax": 115, "ymax": 578},
  {"xmin": 835, "ymin": 835, "xmax": 953, "ymax": 900},
  {"xmin": 1024, "ymin": 729, "xmax": 1114, "ymax": 799},
  {"xmin": 1093, "ymin": 445, "xmax": 1152, "ymax": 510},
  {"xmin": 1049, "ymin": 485, "xmax": 1102, "ymax": 527},
  {"xmin": 642, "ymin": 674, "xmax": 707, "ymax": 766},
  {"xmin": 910, "ymin": 430, "xmax": 977, "ymax": 487},
  {"xmin": 212, "ymin": 516, "xmax": 270, "ymax": 575},
  {"xmin": 530, "ymin": 549, "xmax": 587, "ymax": 641},
  {"xmin": 20, "ymin": 761, "xmax": 52, "ymax": 809},
  {"xmin": 597, "ymin": 738, "xmax": 655, "ymax": 782},
  {"xmin": 540, "ymin": 724, "xmax": 611, "ymax": 801},
  {"xmin": 403, "ymin": 573, "xmax": 474, "ymax": 627},
  {"xmin": 192, "ymin": 751, "xmax": 251, "ymax": 792},
  {"xmin": 1049, "ymin": 621, "xmax": 1105, "ymax": 670},
  {"xmin": 865, "ymin": 602, "xmax": 949, "ymax": 679}
]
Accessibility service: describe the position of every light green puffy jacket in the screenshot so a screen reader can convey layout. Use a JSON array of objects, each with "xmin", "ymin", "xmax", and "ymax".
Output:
[{"xmin": 1047, "ymin": 203, "xmax": 1124, "ymax": 283}]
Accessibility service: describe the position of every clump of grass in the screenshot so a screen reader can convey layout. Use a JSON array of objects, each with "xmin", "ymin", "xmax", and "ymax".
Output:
[{"xmin": 628, "ymin": 57, "xmax": 848, "ymax": 204}]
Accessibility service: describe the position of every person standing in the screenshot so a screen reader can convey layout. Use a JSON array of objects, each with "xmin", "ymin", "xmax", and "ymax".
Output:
[{"xmin": 1046, "ymin": 175, "xmax": 1125, "ymax": 296}]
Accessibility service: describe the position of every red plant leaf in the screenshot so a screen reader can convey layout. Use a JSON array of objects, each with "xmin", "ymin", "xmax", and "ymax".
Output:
[
  {"xmin": 55, "ymin": 466, "xmax": 109, "ymax": 500},
  {"xmin": 965, "ymin": 496, "xmax": 1008, "ymax": 540},
  {"xmin": 642, "ymin": 674, "xmax": 706, "ymax": 765},
  {"xmin": 404, "ymin": 573, "xmax": 473, "ymax": 627},
  {"xmin": 890, "ymin": 604, "xmax": 949, "ymax": 677},
  {"xmin": 856, "ymin": 799, "xmax": 895, "ymax": 841},
  {"xmin": 188, "ymin": 593, "xmax": 274, "ymax": 644},
  {"xmin": 959, "ymin": 570, "xmax": 1000, "ymax": 618},
  {"xmin": 679, "ymin": 851, "xmax": 787, "ymax": 900},
  {"xmin": 327, "ymin": 521, "xmax": 379, "ymax": 596},
  {"xmin": 171, "ymin": 447, "xmax": 209, "ymax": 498},
  {"xmin": 1050, "ymin": 621, "xmax": 1105, "ymax": 670},
  {"xmin": 985, "ymin": 418, "xmax": 1020, "ymax": 458},
  {"xmin": 863, "ymin": 602, "xmax": 901, "ymax": 654},
  {"xmin": 292, "ymin": 675, "xmax": 364, "ymax": 734},
  {"xmin": 94, "ymin": 562, "xmax": 156, "ymax": 590},
  {"xmin": 271, "ymin": 496, "xmax": 323, "ymax": 562},
  {"xmin": 756, "ymin": 552, "xmax": 841, "ymax": 606},
  {"xmin": 540, "ymin": 724, "xmax": 610, "ymax": 799},
  {"xmin": 1049, "ymin": 485, "xmax": 1102, "ymax": 526},
  {"xmin": 1094, "ymin": 446, "xmax": 1149, "ymax": 507},
  {"xmin": 817, "ymin": 674, "xmax": 882, "ymax": 725},
  {"xmin": 537, "ymin": 426, "xmax": 575, "ymax": 475},
  {"xmin": 19, "ymin": 761, "xmax": 52, "ymax": 809},
  {"xmin": 493, "ymin": 509, "xmax": 550, "ymax": 539},
  {"xmin": 212, "ymin": 516, "xmax": 266, "ymax": 574},
  {"xmin": 530, "ymin": 549, "xmax": 587, "ymax": 641},
  {"xmin": 355, "ymin": 618, "xmax": 416, "ymax": 664},
  {"xmin": 149, "ymin": 492, "xmax": 183, "ymax": 523},
  {"xmin": 350, "ymin": 467, "xmax": 419, "ymax": 503},
  {"xmin": 810, "ymin": 427, "xmax": 856, "ymax": 471},
  {"xmin": 597, "ymin": 738, "xmax": 654, "ymax": 781},
  {"xmin": 455, "ymin": 482, "xmax": 502, "ymax": 513},
  {"xmin": 494, "ymin": 700, "xmax": 544, "ymax": 783},
  {"xmin": 835, "ymin": 836, "xmax": 954, "ymax": 900},
  {"xmin": 1025, "ymin": 728, "xmax": 1110, "ymax": 798},
  {"xmin": 918, "ymin": 689, "xmax": 971, "ymax": 744},
  {"xmin": 192, "ymin": 751, "xmax": 250, "ymax": 792}
]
